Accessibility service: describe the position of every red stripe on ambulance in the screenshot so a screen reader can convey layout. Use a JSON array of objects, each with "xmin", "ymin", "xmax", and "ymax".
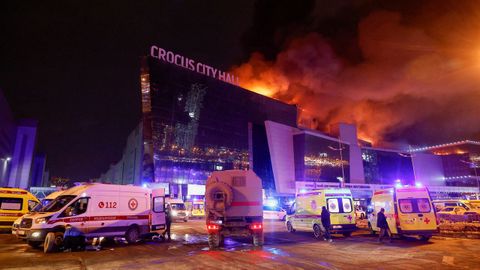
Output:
[{"xmin": 47, "ymin": 215, "xmax": 149, "ymax": 224}]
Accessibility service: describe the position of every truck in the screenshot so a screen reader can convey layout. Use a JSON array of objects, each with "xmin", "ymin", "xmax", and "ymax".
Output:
[
  {"xmin": 21, "ymin": 183, "xmax": 166, "ymax": 253},
  {"xmin": 205, "ymin": 170, "xmax": 263, "ymax": 248},
  {"xmin": 285, "ymin": 188, "xmax": 356, "ymax": 238},
  {"xmin": 368, "ymin": 186, "xmax": 438, "ymax": 241}
]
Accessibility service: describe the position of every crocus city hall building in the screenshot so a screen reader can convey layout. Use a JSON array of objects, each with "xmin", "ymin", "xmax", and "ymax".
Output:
[{"xmin": 99, "ymin": 46, "xmax": 479, "ymax": 201}]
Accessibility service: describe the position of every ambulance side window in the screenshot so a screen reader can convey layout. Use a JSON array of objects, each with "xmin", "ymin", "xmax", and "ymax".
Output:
[
  {"xmin": 153, "ymin": 197, "xmax": 165, "ymax": 213},
  {"xmin": 288, "ymin": 203, "xmax": 296, "ymax": 215},
  {"xmin": 28, "ymin": 200, "xmax": 38, "ymax": 211},
  {"xmin": 63, "ymin": 198, "xmax": 89, "ymax": 217}
]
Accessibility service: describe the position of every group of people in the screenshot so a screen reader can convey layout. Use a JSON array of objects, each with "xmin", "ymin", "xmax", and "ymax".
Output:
[
  {"xmin": 62, "ymin": 203, "xmax": 174, "ymax": 252},
  {"xmin": 320, "ymin": 206, "xmax": 392, "ymax": 243},
  {"xmin": 62, "ymin": 205, "xmax": 391, "ymax": 251}
]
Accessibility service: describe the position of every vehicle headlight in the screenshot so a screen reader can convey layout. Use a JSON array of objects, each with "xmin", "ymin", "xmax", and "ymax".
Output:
[
  {"xmin": 172, "ymin": 211, "xmax": 178, "ymax": 216},
  {"xmin": 31, "ymin": 231, "xmax": 41, "ymax": 238},
  {"xmin": 35, "ymin": 217, "xmax": 51, "ymax": 224}
]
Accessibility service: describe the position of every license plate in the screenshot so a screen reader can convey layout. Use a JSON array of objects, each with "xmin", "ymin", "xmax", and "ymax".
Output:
[
  {"xmin": 333, "ymin": 225, "xmax": 342, "ymax": 229},
  {"xmin": 17, "ymin": 230, "xmax": 25, "ymax": 236}
]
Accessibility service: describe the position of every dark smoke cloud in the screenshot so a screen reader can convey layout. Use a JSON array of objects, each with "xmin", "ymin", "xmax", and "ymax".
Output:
[{"xmin": 234, "ymin": 0, "xmax": 480, "ymax": 146}]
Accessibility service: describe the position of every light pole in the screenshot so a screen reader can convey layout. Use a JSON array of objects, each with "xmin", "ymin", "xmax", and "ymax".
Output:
[
  {"xmin": 329, "ymin": 143, "xmax": 345, "ymax": 185},
  {"xmin": 460, "ymin": 160, "xmax": 479, "ymax": 199}
]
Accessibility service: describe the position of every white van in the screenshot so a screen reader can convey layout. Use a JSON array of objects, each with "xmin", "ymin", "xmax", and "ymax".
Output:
[
  {"xmin": 368, "ymin": 186, "xmax": 438, "ymax": 241},
  {"xmin": 166, "ymin": 198, "xmax": 188, "ymax": 222},
  {"xmin": 22, "ymin": 183, "xmax": 166, "ymax": 253},
  {"xmin": 12, "ymin": 190, "xmax": 65, "ymax": 239}
]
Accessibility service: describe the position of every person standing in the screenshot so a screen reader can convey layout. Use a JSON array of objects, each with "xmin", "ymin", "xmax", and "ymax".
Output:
[
  {"xmin": 163, "ymin": 204, "xmax": 172, "ymax": 241},
  {"xmin": 321, "ymin": 206, "xmax": 332, "ymax": 242},
  {"xmin": 377, "ymin": 208, "xmax": 392, "ymax": 243}
]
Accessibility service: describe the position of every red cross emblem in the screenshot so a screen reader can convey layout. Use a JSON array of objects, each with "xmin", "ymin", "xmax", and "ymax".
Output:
[
  {"xmin": 347, "ymin": 215, "xmax": 352, "ymax": 222},
  {"xmin": 128, "ymin": 198, "xmax": 138, "ymax": 210},
  {"xmin": 424, "ymin": 217, "xmax": 430, "ymax": 224}
]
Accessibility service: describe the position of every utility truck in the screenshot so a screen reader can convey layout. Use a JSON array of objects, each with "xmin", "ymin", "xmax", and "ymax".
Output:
[{"xmin": 205, "ymin": 170, "xmax": 263, "ymax": 248}]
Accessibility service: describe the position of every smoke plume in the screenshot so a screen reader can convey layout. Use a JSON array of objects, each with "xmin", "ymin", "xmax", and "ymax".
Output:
[{"xmin": 233, "ymin": 3, "xmax": 480, "ymax": 146}]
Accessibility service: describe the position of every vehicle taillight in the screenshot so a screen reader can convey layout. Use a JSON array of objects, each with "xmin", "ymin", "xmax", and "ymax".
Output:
[
  {"xmin": 250, "ymin": 223, "xmax": 263, "ymax": 230},
  {"xmin": 207, "ymin": 224, "xmax": 220, "ymax": 231}
]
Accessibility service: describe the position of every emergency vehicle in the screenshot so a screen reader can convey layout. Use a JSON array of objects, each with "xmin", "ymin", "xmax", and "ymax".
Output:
[
  {"xmin": 166, "ymin": 198, "xmax": 189, "ymax": 222},
  {"xmin": 12, "ymin": 190, "xmax": 65, "ymax": 239},
  {"xmin": 22, "ymin": 183, "xmax": 166, "ymax": 253},
  {"xmin": 205, "ymin": 170, "xmax": 263, "ymax": 248},
  {"xmin": 368, "ymin": 186, "xmax": 438, "ymax": 241},
  {"xmin": 190, "ymin": 199, "xmax": 205, "ymax": 218},
  {"xmin": 0, "ymin": 188, "xmax": 40, "ymax": 230},
  {"xmin": 285, "ymin": 188, "xmax": 356, "ymax": 238}
]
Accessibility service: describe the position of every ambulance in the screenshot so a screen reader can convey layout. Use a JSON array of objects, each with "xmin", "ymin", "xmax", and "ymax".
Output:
[
  {"xmin": 22, "ymin": 183, "xmax": 166, "ymax": 253},
  {"xmin": 166, "ymin": 198, "xmax": 189, "ymax": 222},
  {"xmin": 368, "ymin": 186, "xmax": 438, "ymax": 241},
  {"xmin": 12, "ymin": 190, "xmax": 65, "ymax": 239},
  {"xmin": 0, "ymin": 188, "xmax": 40, "ymax": 230},
  {"xmin": 285, "ymin": 188, "xmax": 356, "ymax": 238},
  {"xmin": 190, "ymin": 199, "xmax": 205, "ymax": 218}
]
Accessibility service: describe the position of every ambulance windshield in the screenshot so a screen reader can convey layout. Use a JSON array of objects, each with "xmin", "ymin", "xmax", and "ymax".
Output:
[
  {"xmin": 171, "ymin": 203, "xmax": 186, "ymax": 210},
  {"xmin": 42, "ymin": 195, "xmax": 76, "ymax": 212}
]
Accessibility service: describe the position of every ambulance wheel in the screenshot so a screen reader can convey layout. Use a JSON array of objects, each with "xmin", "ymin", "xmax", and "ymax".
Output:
[
  {"xmin": 419, "ymin": 235, "xmax": 431, "ymax": 242},
  {"xmin": 313, "ymin": 224, "xmax": 323, "ymax": 239},
  {"xmin": 368, "ymin": 223, "xmax": 376, "ymax": 235},
  {"xmin": 208, "ymin": 233, "xmax": 220, "ymax": 249},
  {"xmin": 27, "ymin": 241, "xmax": 42, "ymax": 248},
  {"xmin": 253, "ymin": 232, "xmax": 264, "ymax": 246},
  {"xmin": 343, "ymin": 232, "xmax": 352, "ymax": 237},
  {"xmin": 286, "ymin": 221, "xmax": 296, "ymax": 233},
  {"xmin": 44, "ymin": 232, "xmax": 63, "ymax": 253},
  {"xmin": 125, "ymin": 226, "xmax": 140, "ymax": 244}
]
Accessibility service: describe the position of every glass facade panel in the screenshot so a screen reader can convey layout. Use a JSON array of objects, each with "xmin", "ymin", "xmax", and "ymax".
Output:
[
  {"xmin": 294, "ymin": 134, "xmax": 350, "ymax": 183},
  {"xmin": 141, "ymin": 57, "xmax": 297, "ymax": 190},
  {"xmin": 362, "ymin": 149, "xmax": 414, "ymax": 185}
]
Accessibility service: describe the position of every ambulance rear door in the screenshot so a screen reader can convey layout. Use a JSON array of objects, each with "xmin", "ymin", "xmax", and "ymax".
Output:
[{"xmin": 150, "ymin": 188, "xmax": 166, "ymax": 232}]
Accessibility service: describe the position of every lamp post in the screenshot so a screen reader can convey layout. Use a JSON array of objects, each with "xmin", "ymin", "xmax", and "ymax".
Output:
[
  {"xmin": 329, "ymin": 143, "xmax": 345, "ymax": 185},
  {"xmin": 460, "ymin": 160, "xmax": 479, "ymax": 199}
]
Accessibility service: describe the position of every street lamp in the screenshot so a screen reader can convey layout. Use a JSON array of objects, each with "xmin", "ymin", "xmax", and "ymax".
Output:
[
  {"xmin": 329, "ymin": 143, "xmax": 345, "ymax": 184},
  {"xmin": 460, "ymin": 160, "xmax": 479, "ymax": 199}
]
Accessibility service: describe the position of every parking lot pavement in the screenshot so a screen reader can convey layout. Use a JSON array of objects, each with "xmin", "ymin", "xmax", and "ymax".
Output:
[{"xmin": 0, "ymin": 219, "xmax": 479, "ymax": 269}]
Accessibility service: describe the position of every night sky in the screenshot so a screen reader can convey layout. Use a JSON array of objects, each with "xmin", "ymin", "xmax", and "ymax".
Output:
[{"xmin": 1, "ymin": 0, "xmax": 479, "ymax": 181}]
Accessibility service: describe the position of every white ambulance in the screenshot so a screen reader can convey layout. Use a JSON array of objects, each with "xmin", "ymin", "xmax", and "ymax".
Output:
[
  {"xmin": 166, "ymin": 198, "xmax": 189, "ymax": 222},
  {"xmin": 285, "ymin": 188, "xmax": 356, "ymax": 238},
  {"xmin": 12, "ymin": 190, "xmax": 65, "ymax": 239},
  {"xmin": 368, "ymin": 186, "xmax": 438, "ymax": 241},
  {"xmin": 22, "ymin": 183, "xmax": 166, "ymax": 253}
]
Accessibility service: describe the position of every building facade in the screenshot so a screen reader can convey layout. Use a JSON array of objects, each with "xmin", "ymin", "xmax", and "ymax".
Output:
[
  {"xmin": 98, "ymin": 48, "xmax": 478, "ymax": 201},
  {"xmin": 139, "ymin": 55, "xmax": 297, "ymax": 197},
  {"xmin": 0, "ymin": 89, "xmax": 44, "ymax": 188}
]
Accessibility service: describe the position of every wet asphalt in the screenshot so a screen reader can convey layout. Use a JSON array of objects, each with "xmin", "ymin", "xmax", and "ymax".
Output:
[{"xmin": 0, "ymin": 219, "xmax": 479, "ymax": 269}]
